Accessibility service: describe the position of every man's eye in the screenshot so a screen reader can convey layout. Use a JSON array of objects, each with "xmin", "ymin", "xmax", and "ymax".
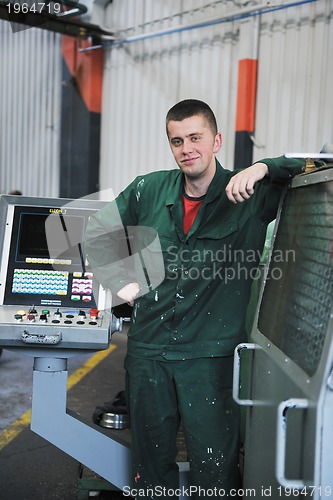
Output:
[
  {"xmin": 172, "ymin": 139, "xmax": 182, "ymax": 146},
  {"xmin": 191, "ymin": 136, "xmax": 200, "ymax": 141}
]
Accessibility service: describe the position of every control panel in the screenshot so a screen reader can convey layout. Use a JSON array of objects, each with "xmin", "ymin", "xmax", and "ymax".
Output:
[
  {"xmin": 0, "ymin": 304, "xmax": 115, "ymax": 350},
  {"xmin": 0, "ymin": 195, "xmax": 120, "ymax": 352}
]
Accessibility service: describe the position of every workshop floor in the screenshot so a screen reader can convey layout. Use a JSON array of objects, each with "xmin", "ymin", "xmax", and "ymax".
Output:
[
  {"xmin": 0, "ymin": 330, "xmax": 129, "ymax": 500},
  {"xmin": 0, "ymin": 327, "xmax": 188, "ymax": 500}
]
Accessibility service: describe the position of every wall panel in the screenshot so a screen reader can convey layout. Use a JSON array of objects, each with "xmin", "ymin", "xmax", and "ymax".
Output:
[
  {"xmin": 101, "ymin": 1, "xmax": 240, "ymax": 196},
  {"xmin": 0, "ymin": 21, "xmax": 61, "ymax": 197},
  {"xmin": 254, "ymin": 0, "xmax": 333, "ymax": 159}
]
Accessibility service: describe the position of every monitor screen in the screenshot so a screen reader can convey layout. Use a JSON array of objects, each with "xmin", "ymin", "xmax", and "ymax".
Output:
[
  {"xmin": 2, "ymin": 204, "xmax": 101, "ymax": 308},
  {"xmin": 16, "ymin": 212, "xmax": 85, "ymax": 266}
]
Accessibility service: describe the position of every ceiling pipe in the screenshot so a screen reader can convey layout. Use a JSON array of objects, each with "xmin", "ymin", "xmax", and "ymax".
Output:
[{"xmin": 79, "ymin": 0, "xmax": 317, "ymax": 52}]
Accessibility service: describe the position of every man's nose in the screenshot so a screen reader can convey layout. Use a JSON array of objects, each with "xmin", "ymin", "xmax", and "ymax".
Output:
[{"xmin": 182, "ymin": 138, "xmax": 193, "ymax": 154}]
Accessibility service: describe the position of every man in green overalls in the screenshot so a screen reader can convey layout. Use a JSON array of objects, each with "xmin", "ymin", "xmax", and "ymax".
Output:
[{"xmin": 85, "ymin": 100, "xmax": 305, "ymax": 499}]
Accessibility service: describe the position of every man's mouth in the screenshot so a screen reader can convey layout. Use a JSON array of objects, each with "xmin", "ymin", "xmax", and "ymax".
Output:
[{"xmin": 182, "ymin": 157, "xmax": 199, "ymax": 164}]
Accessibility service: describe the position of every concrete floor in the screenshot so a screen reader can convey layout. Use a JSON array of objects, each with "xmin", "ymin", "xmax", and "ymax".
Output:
[{"xmin": 0, "ymin": 331, "xmax": 130, "ymax": 500}]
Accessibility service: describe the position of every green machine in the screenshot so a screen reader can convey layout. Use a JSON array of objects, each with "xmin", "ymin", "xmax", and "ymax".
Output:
[{"xmin": 234, "ymin": 158, "xmax": 333, "ymax": 498}]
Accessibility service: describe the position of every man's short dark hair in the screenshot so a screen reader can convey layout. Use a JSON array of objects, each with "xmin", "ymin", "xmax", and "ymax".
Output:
[{"xmin": 166, "ymin": 99, "xmax": 218, "ymax": 136}]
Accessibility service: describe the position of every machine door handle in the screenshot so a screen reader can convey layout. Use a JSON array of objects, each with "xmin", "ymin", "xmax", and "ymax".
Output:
[
  {"xmin": 276, "ymin": 398, "xmax": 309, "ymax": 488},
  {"xmin": 21, "ymin": 330, "xmax": 62, "ymax": 345},
  {"xmin": 233, "ymin": 343, "xmax": 258, "ymax": 406}
]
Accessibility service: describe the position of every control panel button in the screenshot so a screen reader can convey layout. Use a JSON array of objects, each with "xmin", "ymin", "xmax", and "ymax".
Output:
[
  {"xmin": 54, "ymin": 309, "xmax": 62, "ymax": 319},
  {"xmin": 89, "ymin": 308, "xmax": 99, "ymax": 319}
]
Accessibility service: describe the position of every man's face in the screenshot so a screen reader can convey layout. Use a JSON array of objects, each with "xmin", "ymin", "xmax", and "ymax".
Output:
[{"xmin": 167, "ymin": 115, "xmax": 222, "ymax": 180}]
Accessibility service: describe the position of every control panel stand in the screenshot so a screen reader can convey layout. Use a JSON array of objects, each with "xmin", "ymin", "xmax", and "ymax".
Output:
[{"xmin": 31, "ymin": 355, "xmax": 131, "ymax": 490}]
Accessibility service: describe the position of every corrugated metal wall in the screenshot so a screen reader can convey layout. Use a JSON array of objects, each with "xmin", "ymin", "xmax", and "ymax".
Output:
[
  {"xmin": 0, "ymin": 21, "xmax": 62, "ymax": 197},
  {"xmin": 1, "ymin": 1, "xmax": 330, "ymax": 199},
  {"xmin": 100, "ymin": 0, "xmax": 240, "ymax": 195},
  {"xmin": 255, "ymin": 0, "xmax": 333, "ymax": 158},
  {"xmin": 100, "ymin": 0, "xmax": 333, "ymax": 196}
]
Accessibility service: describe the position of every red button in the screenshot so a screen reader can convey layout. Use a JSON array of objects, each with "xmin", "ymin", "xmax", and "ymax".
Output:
[{"xmin": 89, "ymin": 308, "xmax": 99, "ymax": 318}]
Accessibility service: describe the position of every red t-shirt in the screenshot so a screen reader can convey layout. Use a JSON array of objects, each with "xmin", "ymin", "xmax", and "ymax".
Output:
[{"xmin": 182, "ymin": 192, "xmax": 205, "ymax": 235}]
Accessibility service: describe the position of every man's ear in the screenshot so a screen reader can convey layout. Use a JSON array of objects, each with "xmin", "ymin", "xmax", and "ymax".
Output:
[{"xmin": 213, "ymin": 132, "xmax": 222, "ymax": 153}]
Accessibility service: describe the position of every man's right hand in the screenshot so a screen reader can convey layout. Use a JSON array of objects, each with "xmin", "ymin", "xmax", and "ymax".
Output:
[
  {"xmin": 225, "ymin": 162, "xmax": 269, "ymax": 203},
  {"xmin": 117, "ymin": 282, "xmax": 140, "ymax": 306}
]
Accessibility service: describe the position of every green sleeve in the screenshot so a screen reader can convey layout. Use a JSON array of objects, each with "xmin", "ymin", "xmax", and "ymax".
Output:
[{"xmin": 258, "ymin": 155, "xmax": 306, "ymax": 185}]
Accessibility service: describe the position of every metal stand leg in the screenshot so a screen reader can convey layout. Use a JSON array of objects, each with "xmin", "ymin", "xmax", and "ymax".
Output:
[{"xmin": 31, "ymin": 357, "xmax": 131, "ymax": 490}]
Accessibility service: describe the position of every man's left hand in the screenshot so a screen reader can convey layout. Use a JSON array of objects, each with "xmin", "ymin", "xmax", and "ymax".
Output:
[{"xmin": 225, "ymin": 162, "xmax": 269, "ymax": 204}]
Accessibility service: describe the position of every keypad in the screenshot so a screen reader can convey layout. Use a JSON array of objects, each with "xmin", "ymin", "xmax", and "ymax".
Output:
[{"xmin": 12, "ymin": 269, "xmax": 69, "ymax": 295}]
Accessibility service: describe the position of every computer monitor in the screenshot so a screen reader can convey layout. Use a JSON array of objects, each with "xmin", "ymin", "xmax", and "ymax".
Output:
[{"xmin": 0, "ymin": 195, "xmax": 108, "ymax": 310}]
